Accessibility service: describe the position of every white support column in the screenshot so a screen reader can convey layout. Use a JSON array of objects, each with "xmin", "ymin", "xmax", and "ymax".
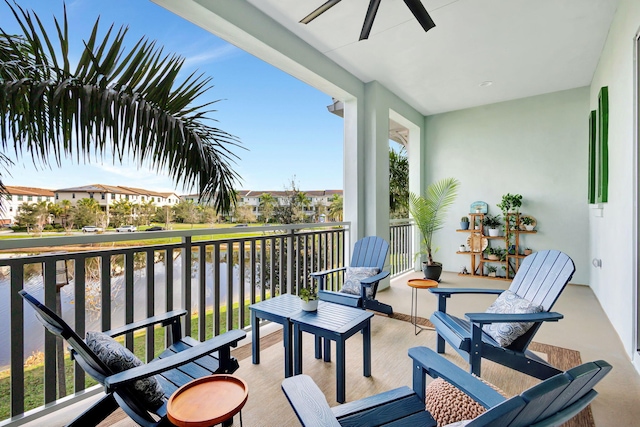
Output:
[{"xmin": 343, "ymin": 96, "xmax": 363, "ymax": 246}]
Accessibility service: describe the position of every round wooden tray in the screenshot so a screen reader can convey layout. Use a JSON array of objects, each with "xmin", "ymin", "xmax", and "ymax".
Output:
[
  {"xmin": 167, "ymin": 374, "xmax": 249, "ymax": 427},
  {"xmin": 407, "ymin": 278, "xmax": 438, "ymax": 289}
]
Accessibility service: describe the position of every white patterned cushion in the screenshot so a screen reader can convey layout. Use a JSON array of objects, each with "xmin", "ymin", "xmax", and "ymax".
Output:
[
  {"xmin": 482, "ymin": 290, "xmax": 543, "ymax": 347},
  {"xmin": 86, "ymin": 331, "xmax": 165, "ymax": 409},
  {"xmin": 443, "ymin": 421, "xmax": 473, "ymax": 427},
  {"xmin": 340, "ymin": 267, "xmax": 379, "ymax": 298}
]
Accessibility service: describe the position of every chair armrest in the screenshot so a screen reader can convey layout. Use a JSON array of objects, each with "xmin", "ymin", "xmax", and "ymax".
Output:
[
  {"xmin": 310, "ymin": 267, "xmax": 346, "ymax": 279},
  {"xmin": 104, "ymin": 310, "xmax": 188, "ymax": 338},
  {"xmin": 103, "ymin": 329, "xmax": 246, "ymax": 391},
  {"xmin": 465, "ymin": 311, "xmax": 564, "ymax": 325},
  {"xmin": 359, "ymin": 270, "xmax": 390, "ymax": 286},
  {"xmin": 408, "ymin": 346, "xmax": 506, "ymax": 409},
  {"xmin": 281, "ymin": 375, "xmax": 341, "ymax": 427},
  {"xmin": 429, "ymin": 288, "xmax": 504, "ymax": 297}
]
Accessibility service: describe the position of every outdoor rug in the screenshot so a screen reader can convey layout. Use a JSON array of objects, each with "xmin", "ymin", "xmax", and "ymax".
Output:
[{"xmin": 102, "ymin": 312, "xmax": 592, "ymax": 427}]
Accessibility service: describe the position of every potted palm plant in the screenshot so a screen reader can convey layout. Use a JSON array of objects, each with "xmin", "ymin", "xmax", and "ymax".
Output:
[{"xmin": 409, "ymin": 177, "xmax": 460, "ymax": 281}]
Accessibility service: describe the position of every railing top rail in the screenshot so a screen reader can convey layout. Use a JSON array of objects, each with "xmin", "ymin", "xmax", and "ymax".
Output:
[
  {"xmin": 0, "ymin": 222, "xmax": 350, "ymax": 251},
  {"xmin": 389, "ymin": 218, "xmax": 414, "ymax": 225}
]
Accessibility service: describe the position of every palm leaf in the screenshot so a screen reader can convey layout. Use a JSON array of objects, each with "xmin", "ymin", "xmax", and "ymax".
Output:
[
  {"xmin": 409, "ymin": 177, "xmax": 460, "ymax": 265},
  {"xmin": 0, "ymin": 2, "xmax": 243, "ymax": 213}
]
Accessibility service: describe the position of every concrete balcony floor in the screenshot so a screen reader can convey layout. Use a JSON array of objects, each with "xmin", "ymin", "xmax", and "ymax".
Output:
[{"xmin": 22, "ymin": 271, "xmax": 640, "ymax": 426}]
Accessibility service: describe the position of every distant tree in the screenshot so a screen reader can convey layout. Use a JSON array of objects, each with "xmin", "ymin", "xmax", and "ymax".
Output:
[
  {"xmin": 199, "ymin": 205, "xmax": 218, "ymax": 225},
  {"xmin": 109, "ymin": 199, "xmax": 134, "ymax": 227},
  {"xmin": 259, "ymin": 193, "xmax": 276, "ymax": 224},
  {"xmin": 15, "ymin": 201, "xmax": 49, "ymax": 234},
  {"xmin": 274, "ymin": 178, "xmax": 311, "ymax": 224},
  {"xmin": 234, "ymin": 204, "xmax": 256, "ymax": 224},
  {"xmin": 0, "ymin": 3, "xmax": 242, "ymax": 212},
  {"xmin": 173, "ymin": 200, "xmax": 198, "ymax": 226},
  {"xmin": 58, "ymin": 200, "xmax": 72, "ymax": 229},
  {"xmin": 137, "ymin": 200, "xmax": 157, "ymax": 226},
  {"xmin": 389, "ymin": 146, "xmax": 409, "ymax": 218},
  {"xmin": 328, "ymin": 194, "xmax": 343, "ymax": 222},
  {"xmin": 73, "ymin": 198, "xmax": 104, "ymax": 228},
  {"xmin": 47, "ymin": 202, "xmax": 63, "ymax": 225}
]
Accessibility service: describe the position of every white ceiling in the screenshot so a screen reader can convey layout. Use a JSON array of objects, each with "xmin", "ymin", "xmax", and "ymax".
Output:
[{"xmin": 247, "ymin": 0, "xmax": 619, "ymax": 115}]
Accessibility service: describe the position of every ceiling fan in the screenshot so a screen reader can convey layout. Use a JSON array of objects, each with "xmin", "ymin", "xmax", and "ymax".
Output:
[{"xmin": 300, "ymin": 0, "xmax": 436, "ymax": 41}]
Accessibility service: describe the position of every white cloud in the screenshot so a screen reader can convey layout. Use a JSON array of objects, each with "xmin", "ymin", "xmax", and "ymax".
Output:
[{"xmin": 183, "ymin": 44, "xmax": 240, "ymax": 69}]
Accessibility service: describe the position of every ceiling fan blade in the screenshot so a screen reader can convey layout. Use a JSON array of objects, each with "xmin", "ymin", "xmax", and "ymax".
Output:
[
  {"xmin": 359, "ymin": 0, "xmax": 382, "ymax": 40},
  {"xmin": 402, "ymin": 0, "xmax": 436, "ymax": 32},
  {"xmin": 300, "ymin": 0, "xmax": 343, "ymax": 24}
]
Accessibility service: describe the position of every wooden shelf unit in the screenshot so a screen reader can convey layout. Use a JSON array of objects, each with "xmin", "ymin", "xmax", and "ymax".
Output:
[{"xmin": 457, "ymin": 212, "xmax": 536, "ymax": 280}]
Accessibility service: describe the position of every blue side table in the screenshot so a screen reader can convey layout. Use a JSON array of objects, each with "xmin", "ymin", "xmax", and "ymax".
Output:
[
  {"xmin": 291, "ymin": 301, "xmax": 374, "ymax": 403},
  {"xmin": 249, "ymin": 294, "xmax": 302, "ymax": 377}
]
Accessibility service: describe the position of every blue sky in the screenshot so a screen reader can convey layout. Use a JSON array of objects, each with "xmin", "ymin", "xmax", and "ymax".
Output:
[{"xmin": 1, "ymin": 0, "xmax": 345, "ymax": 193}]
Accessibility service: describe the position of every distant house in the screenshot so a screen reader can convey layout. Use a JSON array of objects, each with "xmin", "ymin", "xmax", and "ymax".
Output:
[
  {"xmin": 54, "ymin": 184, "xmax": 181, "ymax": 211},
  {"xmin": 0, "ymin": 186, "xmax": 55, "ymax": 225}
]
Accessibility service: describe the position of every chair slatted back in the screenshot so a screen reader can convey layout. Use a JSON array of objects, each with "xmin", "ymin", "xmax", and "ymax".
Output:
[
  {"xmin": 19, "ymin": 290, "xmax": 113, "ymax": 383},
  {"xmin": 467, "ymin": 360, "xmax": 611, "ymax": 426},
  {"xmin": 509, "ymin": 250, "xmax": 575, "ymax": 311},
  {"xmin": 351, "ymin": 236, "xmax": 389, "ymax": 270}
]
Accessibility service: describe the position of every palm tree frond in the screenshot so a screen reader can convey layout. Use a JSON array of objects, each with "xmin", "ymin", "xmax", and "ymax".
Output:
[{"xmin": 0, "ymin": 2, "xmax": 243, "ymax": 213}]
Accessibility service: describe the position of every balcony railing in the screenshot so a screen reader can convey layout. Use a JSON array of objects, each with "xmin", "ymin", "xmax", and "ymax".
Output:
[
  {"xmin": 0, "ymin": 221, "xmax": 415, "ymax": 425},
  {"xmin": 389, "ymin": 219, "xmax": 415, "ymax": 277}
]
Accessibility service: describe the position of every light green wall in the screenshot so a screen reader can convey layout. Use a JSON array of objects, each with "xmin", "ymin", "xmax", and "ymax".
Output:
[
  {"xmin": 425, "ymin": 87, "xmax": 590, "ymax": 284},
  {"xmin": 589, "ymin": 0, "xmax": 640, "ymax": 362}
]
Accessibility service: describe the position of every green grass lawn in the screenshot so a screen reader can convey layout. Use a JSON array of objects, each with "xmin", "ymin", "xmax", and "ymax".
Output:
[{"xmin": 0, "ymin": 300, "xmax": 255, "ymax": 421}]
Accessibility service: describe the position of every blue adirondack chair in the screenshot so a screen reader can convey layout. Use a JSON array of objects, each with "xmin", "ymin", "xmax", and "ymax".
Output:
[
  {"xmin": 20, "ymin": 290, "xmax": 246, "ymax": 427},
  {"xmin": 282, "ymin": 346, "xmax": 611, "ymax": 427},
  {"xmin": 310, "ymin": 236, "xmax": 392, "ymax": 315},
  {"xmin": 429, "ymin": 250, "xmax": 576, "ymax": 379}
]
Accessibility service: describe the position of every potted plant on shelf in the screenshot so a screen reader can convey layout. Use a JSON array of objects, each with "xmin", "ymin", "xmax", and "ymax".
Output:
[
  {"xmin": 299, "ymin": 284, "xmax": 318, "ymax": 311},
  {"xmin": 521, "ymin": 216, "xmax": 535, "ymax": 231},
  {"xmin": 523, "ymin": 247, "xmax": 533, "ymax": 256},
  {"xmin": 482, "ymin": 214, "xmax": 502, "ymax": 237},
  {"xmin": 484, "ymin": 246, "xmax": 504, "ymax": 261},
  {"xmin": 486, "ymin": 265, "xmax": 498, "ymax": 277},
  {"xmin": 497, "ymin": 193, "xmax": 523, "ymax": 214},
  {"xmin": 409, "ymin": 177, "xmax": 460, "ymax": 282},
  {"xmin": 460, "ymin": 216, "xmax": 470, "ymax": 230}
]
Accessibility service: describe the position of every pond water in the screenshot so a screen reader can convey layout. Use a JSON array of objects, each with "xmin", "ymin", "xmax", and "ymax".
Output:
[{"xmin": 0, "ymin": 256, "xmax": 263, "ymax": 370}]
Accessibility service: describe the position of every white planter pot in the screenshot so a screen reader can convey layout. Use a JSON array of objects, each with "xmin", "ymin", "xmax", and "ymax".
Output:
[
  {"xmin": 525, "ymin": 225, "xmax": 535, "ymax": 231},
  {"xmin": 300, "ymin": 299, "xmax": 318, "ymax": 312},
  {"xmin": 488, "ymin": 228, "xmax": 500, "ymax": 237}
]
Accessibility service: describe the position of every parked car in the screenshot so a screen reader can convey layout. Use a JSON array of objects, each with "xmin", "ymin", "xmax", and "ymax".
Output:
[
  {"xmin": 81, "ymin": 225, "xmax": 103, "ymax": 233},
  {"xmin": 145, "ymin": 226, "xmax": 165, "ymax": 231},
  {"xmin": 115, "ymin": 225, "xmax": 137, "ymax": 232}
]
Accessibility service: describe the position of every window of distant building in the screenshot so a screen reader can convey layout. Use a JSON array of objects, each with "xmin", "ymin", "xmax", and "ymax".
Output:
[
  {"xmin": 89, "ymin": 193, "xmax": 94, "ymax": 199},
  {"xmin": 17, "ymin": 195, "xmax": 23, "ymax": 201},
  {"xmin": 125, "ymin": 195, "xmax": 129, "ymax": 200},
  {"xmin": 27, "ymin": 196, "xmax": 32, "ymax": 201},
  {"xmin": 101, "ymin": 193, "xmax": 105, "ymax": 200},
  {"xmin": 37, "ymin": 196, "xmax": 41, "ymax": 201},
  {"xmin": 55, "ymin": 193, "xmax": 59, "ymax": 200},
  {"xmin": 72, "ymin": 193, "xmax": 75, "ymax": 199}
]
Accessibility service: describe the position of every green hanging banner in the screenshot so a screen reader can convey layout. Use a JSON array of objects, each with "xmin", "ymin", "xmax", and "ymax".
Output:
[{"xmin": 588, "ymin": 86, "xmax": 608, "ymax": 204}]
